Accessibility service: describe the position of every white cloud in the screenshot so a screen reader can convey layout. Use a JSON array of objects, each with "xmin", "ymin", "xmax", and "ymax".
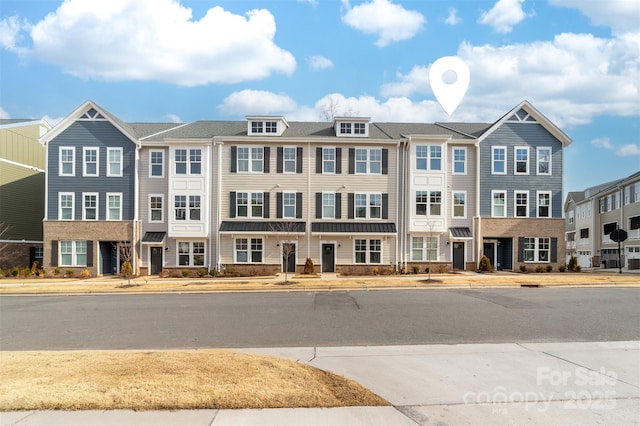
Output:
[
  {"xmin": 380, "ymin": 65, "xmax": 430, "ymax": 97},
  {"xmin": 549, "ymin": 0, "xmax": 640, "ymax": 34},
  {"xmin": 445, "ymin": 8, "xmax": 462, "ymax": 26},
  {"xmin": 592, "ymin": 137, "xmax": 614, "ymax": 149},
  {"xmin": 42, "ymin": 115, "xmax": 63, "ymax": 127},
  {"xmin": 617, "ymin": 144, "xmax": 640, "ymax": 156},
  {"xmin": 0, "ymin": 15, "xmax": 28, "ymax": 53},
  {"xmin": 478, "ymin": 0, "xmax": 528, "ymax": 34},
  {"xmin": 341, "ymin": 0, "xmax": 425, "ymax": 47},
  {"xmin": 1, "ymin": 0, "xmax": 295, "ymax": 86},
  {"xmin": 308, "ymin": 55, "xmax": 334, "ymax": 71},
  {"xmin": 297, "ymin": 0, "xmax": 318, "ymax": 6},
  {"xmin": 164, "ymin": 114, "xmax": 183, "ymax": 124},
  {"xmin": 219, "ymin": 90, "xmax": 298, "ymax": 116},
  {"xmin": 0, "ymin": 107, "xmax": 9, "ymax": 119}
]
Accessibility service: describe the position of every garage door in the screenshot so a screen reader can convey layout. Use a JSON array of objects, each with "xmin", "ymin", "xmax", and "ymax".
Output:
[{"xmin": 577, "ymin": 251, "xmax": 591, "ymax": 268}]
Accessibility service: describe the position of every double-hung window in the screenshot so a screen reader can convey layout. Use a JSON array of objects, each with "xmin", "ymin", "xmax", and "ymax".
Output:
[
  {"xmin": 175, "ymin": 149, "xmax": 202, "ymax": 175},
  {"xmin": 283, "ymin": 192, "xmax": 296, "ymax": 218},
  {"xmin": 283, "ymin": 147, "xmax": 296, "ymax": 173},
  {"xmin": 59, "ymin": 147, "xmax": 75, "ymax": 176},
  {"xmin": 355, "ymin": 148, "xmax": 382, "ymax": 174},
  {"xmin": 416, "ymin": 191, "xmax": 428, "ymax": 216},
  {"xmin": 189, "ymin": 195, "xmax": 201, "ymax": 220},
  {"xmin": 355, "ymin": 194, "xmax": 367, "ymax": 218},
  {"xmin": 515, "ymin": 147, "xmax": 528, "ymax": 174},
  {"xmin": 430, "ymin": 191, "xmax": 441, "ymax": 216},
  {"xmin": 59, "ymin": 193, "xmax": 74, "ymax": 220},
  {"xmin": 150, "ymin": 150, "xmax": 164, "ymax": 177},
  {"xmin": 175, "ymin": 195, "xmax": 186, "ymax": 220},
  {"xmin": 189, "ymin": 149, "xmax": 201, "ymax": 174},
  {"xmin": 251, "ymin": 193, "xmax": 263, "ymax": 217},
  {"xmin": 355, "ymin": 193, "xmax": 382, "ymax": 219},
  {"xmin": 453, "ymin": 191, "xmax": 466, "ymax": 218},
  {"xmin": 235, "ymin": 238, "xmax": 263, "ymax": 263},
  {"xmin": 322, "ymin": 193, "xmax": 335, "ymax": 218},
  {"xmin": 322, "ymin": 147, "xmax": 336, "ymax": 173},
  {"xmin": 537, "ymin": 191, "xmax": 551, "ymax": 218},
  {"xmin": 492, "ymin": 146, "xmax": 506, "ymax": 174},
  {"xmin": 178, "ymin": 241, "xmax": 205, "ymax": 266},
  {"xmin": 236, "ymin": 192, "xmax": 248, "ymax": 217},
  {"xmin": 150, "ymin": 195, "xmax": 163, "ymax": 222},
  {"xmin": 175, "ymin": 149, "xmax": 187, "ymax": 174},
  {"xmin": 537, "ymin": 147, "xmax": 551, "ymax": 175},
  {"xmin": 515, "ymin": 191, "xmax": 528, "ymax": 217},
  {"xmin": 236, "ymin": 147, "xmax": 263, "ymax": 173},
  {"xmin": 107, "ymin": 148, "xmax": 122, "ymax": 177},
  {"xmin": 60, "ymin": 240, "xmax": 87, "ymax": 266},
  {"xmin": 354, "ymin": 239, "xmax": 381, "ymax": 263},
  {"xmin": 411, "ymin": 236, "xmax": 438, "ymax": 261},
  {"xmin": 415, "ymin": 145, "xmax": 442, "ymax": 171},
  {"xmin": 430, "ymin": 146, "xmax": 442, "ymax": 170},
  {"xmin": 83, "ymin": 193, "xmax": 98, "ymax": 220},
  {"xmin": 523, "ymin": 237, "xmax": 550, "ymax": 262},
  {"xmin": 492, "ymin": 190, "xmax": 506, "ymax": 217},
  {"xmin": 83, "ymin": 147, "xmax": 98, "ymax": 176},
  {"xmin": 235, "ymin": 192, "xmax": 263, "ymax": 218},
  {"xmin": 107, "ymin": 193, "xmax": 122, "ymax": 220},
  {"xmin": 453, "ymin": 148, "xmax": 466, "ymax": 174}
]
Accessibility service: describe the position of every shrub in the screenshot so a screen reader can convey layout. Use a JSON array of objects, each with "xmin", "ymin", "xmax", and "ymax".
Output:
[
  {"xmin": 19, "ymin": 267, "xmax": 32, "ymax": 277},
  {"xmin": 567, "ymin": 256, "xmax": 578, "ymax": 272},
  {"xmin": 372, "ymin": 266, "xmax": 380, "ymax": 275},
  {"xmin": 546, "ymin": 265, "xmax": 553, "ymax": 273},
  {"xmin": 197, "ymin": 268, "xmax": 208, "ymax": 277},
  {"xmin": 387, "ymin": 266, "xmax": 395, "ymax": 275},
  {"xmin": 209, "ymin": 268, "xmax": 219, "ymax": 277},
  {"xmin": 558, "ymin": 265, "xmax": 566, "ymax": 272},
  {"xmin": 401, "ymin": 266, "xmax": 407, "ymax": 274},
  {"xmin": 10, "ymin": 267, "xmax": 19, "ymax": 277},
  {"xmin": 413, "ymin": 265, "xmax": 420, "ymax": 274},
  {"xmin": 79, "ymin": 269, "xmax": 91, "ymax": 279},
  {"xmin": 65, "ymin": 269, "xmax": 74, "ymax": 277},
  {"xmin": 121, "ymin": 261, "xmax": 133, "ymax": 277},
  {"xmin": 182, "ymin": 269, "xmax": 190, "ymax": 277},
  {"xmin": 0, "ymin": 268, "xmax": 4, "ymax": 278},
  {"xmin": 37, "ymin": 268, "xmax": 45, "ymax": 277},
  {"xmin": 53, "ymin": 267, "xmax": 60, "ymax": 275},
  {"xmin": 31, "ymin": 261, "xmax": 40, "ymax": 274},
  {"xmin": 424, "ymin": 266, "xmax": 430, "ymax": 274},
  {"xmin": 535, "ymin": 265, "xmax": 545, "ymax": 273},
  {"xmin": 575, "ymin": 265, "xmax": 581, "ymax": 272},
  {"xmin": 519, "ymin": 264, "xmax": 528, "ymax": 273},
  {"xmin": 304, "ymin": 257, "xmax": 315, "ymax": 275},
  {"xmin": 478, "ymin": 255, "xmax": 492, "ymax": 272}
]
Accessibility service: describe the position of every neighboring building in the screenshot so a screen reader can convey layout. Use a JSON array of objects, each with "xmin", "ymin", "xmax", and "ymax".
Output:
[
  {"xmin": 0, "ymin": 119, "xmax": 51, "ymax": 269},
  {"xmin": 42, "ymin": 100, "xmax": 572, "ymax": 275},
  {"xmin": 565, "ymin": 172, "xmax": 640, "ymax": 269}
]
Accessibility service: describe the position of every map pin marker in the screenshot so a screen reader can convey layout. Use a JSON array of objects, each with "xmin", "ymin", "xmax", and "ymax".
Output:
[{"xmin": 429, "ymin": 56, "xmax": 470, "ymax": 115}]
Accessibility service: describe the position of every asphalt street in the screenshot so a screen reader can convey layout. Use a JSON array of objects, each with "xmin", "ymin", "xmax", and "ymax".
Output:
[{"xmin": 1, "ymin": 288, "xmax": 639, "ymax": 350}]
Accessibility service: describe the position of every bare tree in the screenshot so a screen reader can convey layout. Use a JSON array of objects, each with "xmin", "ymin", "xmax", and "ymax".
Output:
[
  {"xmin": 318, "ymin": 95, "xmax": 358, "ymax": 121},
  {"xmin": 268, "ymin": 221, "xmax": 302, "ymax": 283},
  {"xmin": 425, "ymin": 220, "xmax": 439, "ymax": 281},
  {"xmin": 0, "ymin": 223, "xmax": 10, "ymax": 269},
  {"xmin": 113, "ymin": 241, "xmax": 133, "ymax": 285}
]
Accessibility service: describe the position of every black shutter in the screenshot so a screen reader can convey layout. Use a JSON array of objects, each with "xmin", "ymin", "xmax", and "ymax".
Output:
[
  {"xmin": 86, "ymin": 241, "xmax": 93, "ymax": 267},
  {"xmin": 382, "ymin": 148, "xmax": 388, "ymax": 175},
  {"xmin": 296, "ymin": 192, "xmax": 303, "ymax": 218},
  {"xmin": 348, "ymin": 193, "xmax": 354, "ymax": 219},
  {"xmin": 517, "ymin": 237, "xmax": 525, "ymax": 262},
  {"xmin": 335, "ymin": 193, "xmax": 342, "ymax": 219},
  {"xmin": 263, "ymin": 147, "xmax": 270, "ymax": 173},
  {"xmin": 348, "ymin": 148, "xmax": 355, "ymax": 174},
  {"xmin": 296, "ymin": 147, "xmax": 303, "ymax": 173},
  {"xmin": 229, "ymin": 192, "xmax": 236, "ymax": 218},
  {"xmin": 335, "ymin": 148, "xmax": 342, "ymax": 174},
  {"xmin": 551, "ymin": 237, "xmax": 558, "ymax": 263},
  {"xmin": 276, "ymin": 147, "xmax": 283, "ymax": 173},
  {"xmin": 382, "ymin": 194, "xmax": 388, "ymax": 219},
  {"xmin": 316, "ymin": 147, "xmax": 322, "ymax": 173},
  {"xmin": 315, "ymin": 192, "xmax": 322, "ymax": 218},
  {"xmin": 51, "ymin": 241, "xmax": 58, "ymax": 267},
  {"xmin": 263, "ymin": 192, "xmax": 270, "ymax": 218},
  {"xmin": 276, "ymin": 192, "xmax": 283, "ymax": 218},
  {"xmin": 230, "ymin": 146, "xmax": 237, "ymax": 173}
]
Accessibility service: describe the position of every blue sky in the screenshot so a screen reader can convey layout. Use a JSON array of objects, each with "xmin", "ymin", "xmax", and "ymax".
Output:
[{"xmin": 1, "ymin": 0, "xmax": 638, "ymax": 193}]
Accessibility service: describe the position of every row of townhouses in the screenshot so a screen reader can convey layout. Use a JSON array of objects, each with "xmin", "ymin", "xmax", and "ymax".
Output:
[
  {"xmin": 564, "ymin": 171, "xmax": 640, "ymax": 269},
  {"xmin": 40, "ymin": 100, "xmax": 571, "ymax": 276}
]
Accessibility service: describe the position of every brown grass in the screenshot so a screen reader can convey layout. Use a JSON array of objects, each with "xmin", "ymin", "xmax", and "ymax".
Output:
[{"xmin": 0, "ymin": 350, "xmax": 388, "ymax": 411}]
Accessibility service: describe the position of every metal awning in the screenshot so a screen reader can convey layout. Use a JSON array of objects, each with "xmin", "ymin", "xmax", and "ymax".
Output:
[
  {"xmin": 220, "ymin": 221, "xmax": 306, "ymax": 234},
  {"xmin": 311, "ymin": 222, "xmax": 397, "ymax": 234},
  {"xmin": 141, "ymin": 232, "xmax": 166, "ymax": 244},
  {"xmin": 449, "ymin": 227, "xmax": 472, "ymax": 239}
]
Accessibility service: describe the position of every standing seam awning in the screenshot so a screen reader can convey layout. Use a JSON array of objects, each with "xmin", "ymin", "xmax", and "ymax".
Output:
[
  {"xmin": 449, "ymin": 227, "xmax": 472, "ymax": 239},
  {"xmin": 141, "ymin": 232, "xmax": 166, "ymax": 244}
]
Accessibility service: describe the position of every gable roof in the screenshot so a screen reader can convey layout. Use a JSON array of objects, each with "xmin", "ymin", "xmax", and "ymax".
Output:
[{"xmin": 476, "ymin": 100, "xmax": 572, "ymax": 147}]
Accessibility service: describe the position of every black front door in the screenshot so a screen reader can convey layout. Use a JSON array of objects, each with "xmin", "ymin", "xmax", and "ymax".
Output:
[
  {"xmin": 150, "ymin": 247, "xmax": 163, "ymax": 275},
  {"xmin": 483, "ymin": 242, "xmax": 495, "ymax": 270},
  {"xmin": 283, "ymin": 243, "xmax": 296, "ymax": 273},
  {"xmin": 453, "ymin": 242, "xmax": 464, "ymax": 270},
  {"xmin": 321, "ymin": 243, "xmax": 335, "ymax": 272}
]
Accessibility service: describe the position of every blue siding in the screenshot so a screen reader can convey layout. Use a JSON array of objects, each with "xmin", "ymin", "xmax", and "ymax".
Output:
[
  {"xmin": 47, "ymin": 121, "xmax": 135, "ymax": 220},
  {"xmin": 479, "ymin": 122, "xmax": 563, "ymax": 217}
]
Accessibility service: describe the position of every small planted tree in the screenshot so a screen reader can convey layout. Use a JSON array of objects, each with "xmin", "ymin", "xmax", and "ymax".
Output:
[
  {"xmin": 479, "ymin": 255, "xmax": 492, "ymax": 272},
  {"xmin": 269, "ymin": 221, "xmax": 301, "ymax": 283}
]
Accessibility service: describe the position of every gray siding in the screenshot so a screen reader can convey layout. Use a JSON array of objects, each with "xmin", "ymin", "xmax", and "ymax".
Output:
[
  {"xmin": 47, "ymin": 121, "xmax": 136, "ymax": 220},
  {"xmin": 479, "ymin": 122, "xmax": 563, "ymax": 218}
]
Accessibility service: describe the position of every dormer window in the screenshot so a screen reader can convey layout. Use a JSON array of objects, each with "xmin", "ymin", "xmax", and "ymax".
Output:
[
  {"xmin": 247, "ymin": 116, "xmax": 288, "ymax": 136},
  {"xmin": 334, "ymin": 117, "xmax": 370, "ymax": 137}
]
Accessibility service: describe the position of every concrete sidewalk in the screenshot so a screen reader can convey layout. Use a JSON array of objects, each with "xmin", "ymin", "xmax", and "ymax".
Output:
[{"xmin": 2, "ymin": 341, "xmax": 639, "ymax": 425}]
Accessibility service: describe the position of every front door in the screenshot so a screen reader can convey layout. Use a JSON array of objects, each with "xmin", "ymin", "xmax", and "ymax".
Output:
[
  {"xmin": 453, "ymin": 242, "xmax": 464, "ymax": 270},
  {"xmin": 282, "ymin": 243, "xmax": 296, "ymax": 273},
  {"xmin": 150, "ymin": 247, "xmax": 163, "ymax": 275},
  {"xmin": 99, "ymin": 242, "xmax": 117, "ymax": 275},
  {"xmin": 321, "ymin": 243, "xmax": 335, "ymax": 272},
  {"xmin": 483, "ymin": 242, "xmax": 495, "ymax": 270}
]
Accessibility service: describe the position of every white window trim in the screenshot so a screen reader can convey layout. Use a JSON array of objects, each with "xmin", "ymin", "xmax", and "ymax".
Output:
[
  {"xmin": 354, "ymin": 192, "xmax": 383, "ymax": 220},
  {"xmin": 82, "ymin": 192, "xmax": 99, "ymax": 221},
  {"xmin": 283, "ymin": 146, "xmax": 297, "ymax": 174},
  {"xmin": 188, "ymin": 195, "xmax": 202, "ymax": 221},
  {"xmin": 492, "ymin": 146, "xmax": 507, "ymax": 175},
  {"xmin": 452, "ymin": 147, "xmax": 466, "ymax": 175},
  {"xmin": 149, "ymin": 194, "xmax": 164, "ymax": 223},
  {"xmin": 491, "ymin": 190, "xmax": 507, "ymax": 218},
  {"xmin": 233, "ymin": 237, "xmax": 264, "ymax": 263},
  {"xmin": 353, "ymin": 238, "xmax": 383, "ymax": 264},
  {"xmin": 523, "ymin": 237, "xmax": 551, "ymax": 263},
  {"xmin": 322, "ymin": 146, "xmax": 336, "ymax": 174},
  {"xmin": 106, "ymin": 192, "xmax": 123, "ymax": 221},
  {"xmin": 107, "ymin": 147, "xmax": 123, "ymax": 177},
  {"xmin": 282, "ymin": 191, "xmax": 296, "ymax": 219},
  {"xmin": 452, "ymin": 191, "xmax": 467, "ymax": 219},
  {"xmin": 177, "ymin": 241, "xmax": 206, "ymax": 267},
  {"xmin": 82, "ymin": 147, "xmax": 99, "ymax": 177},
  {"xmin": 59, "ymin": 147, "xmax": 75, "ymax": 177},
  {"xmin": 537, "ymin": 147, "xmax": 552, "ymax": 176},
  {"xmin": 236, "ymin": 191, "xmax": 264, "ymax": 218},
  {"xmin": 514, "ymin": 146, "xmax": 529, "ymax": 175},
  {"xmin": 149, "ymin": 149, "xmax": 164, "ymax": 178},
  {"xmin": 354, "ymin": 147, "xmax": 382, "ymax": 175},
  {"xmin": 59, "ymin": 192, "xmax": 75, "ymax": 220},
  {"xmin": 236, "ymin": 146, "xmax": 264, "ymax": 174},
  {"xmin": 514, "ymin": 190, "xmax": 529, "ymax": 218},
  {"xmin": 59, "ymin": 240, "xmax": 87, "ymax": 267},
  {"xmin": 411, "ymin": 236, "xmax": 438, "ymax": 261},
  {"xmin": 322, "ymin": 191, "xmax": 336, "ymax": 219},
  {"xmin": 537, "ymin": 190, "xmax": 552, "ymax": 218}
]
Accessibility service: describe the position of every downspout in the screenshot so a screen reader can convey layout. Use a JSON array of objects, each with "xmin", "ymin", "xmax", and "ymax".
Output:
[
  {"xmin": 133, "ymin": 144, "xmax": 140, "ymax": 275},
  {"xmin": 307, "ymin": 141, "xmax": 311, "ymax": 260},
  {"xmin": 475, "ymin": 141, "xmax": 481, "ymax": 268},
  {"xmin": 395, "ymin": 140, "xmax": 400, "ymax": 270},
  {"xmin": 216, "ymin": 139, "xmax": 222, "ymax": 270}
]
